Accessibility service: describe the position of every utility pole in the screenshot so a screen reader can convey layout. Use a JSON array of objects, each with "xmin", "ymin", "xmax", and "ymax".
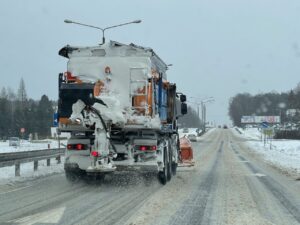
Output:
[{"xmin": 190, "ymin": 97, "xmax": 214, "ymax": 133}]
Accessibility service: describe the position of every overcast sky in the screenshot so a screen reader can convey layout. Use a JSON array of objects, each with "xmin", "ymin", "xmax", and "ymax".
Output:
[{"xmin": 1, "ymin": 0, "xmax": 300, "ymax": 124}]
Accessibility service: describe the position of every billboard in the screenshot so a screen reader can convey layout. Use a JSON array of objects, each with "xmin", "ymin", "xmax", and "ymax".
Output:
[{"xmin": 241, "ymin": 116, "xmax": 280, "ymax": 124}]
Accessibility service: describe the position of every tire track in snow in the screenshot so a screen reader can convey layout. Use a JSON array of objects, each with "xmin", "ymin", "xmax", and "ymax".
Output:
[{"xmin": 168, "ymin": 141, "xmax": 224, "ymax": 225}]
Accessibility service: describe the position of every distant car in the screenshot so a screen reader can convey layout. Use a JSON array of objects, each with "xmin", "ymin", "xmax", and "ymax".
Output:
[
  {"xmin": 223, "ymin": 125, "xmax": 228, "ymax": 129},
  {"xmin": 187, "ymin": 134, "xmax": 197, "ymax": 142},
  {"xmin": 9, "ymin": 137, "xmax": 20, "ymax": 147}
]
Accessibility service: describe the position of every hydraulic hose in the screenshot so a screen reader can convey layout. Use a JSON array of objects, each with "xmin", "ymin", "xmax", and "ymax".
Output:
[{"xmin": 88, "ymin": 106, "xmax": 118, "ymax": 154}]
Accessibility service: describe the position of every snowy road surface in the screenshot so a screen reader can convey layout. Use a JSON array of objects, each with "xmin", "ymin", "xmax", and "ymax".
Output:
[{"xmin": 0, "ymin": 129, "xmax": 299, "ymax": 225}]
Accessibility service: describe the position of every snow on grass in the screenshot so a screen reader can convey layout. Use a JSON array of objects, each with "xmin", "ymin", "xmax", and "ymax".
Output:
[
  {"xmin": 233, "ymin": 127, "xmax": 300, "ymax": 175},
  {"xmin": 247, "ymin": 140, "xmax": 300, "ymax": 175}
]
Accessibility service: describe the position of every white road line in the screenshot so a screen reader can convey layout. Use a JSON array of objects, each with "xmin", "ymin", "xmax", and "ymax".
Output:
[{"xmin": 0, "ymin": 185, "xmax": 33, "ymax": 195}]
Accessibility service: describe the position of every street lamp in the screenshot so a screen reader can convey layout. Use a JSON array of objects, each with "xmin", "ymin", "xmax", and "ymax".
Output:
[
  {"xmin": 64, "ymin": 19, "xmax": 142, "ymax": 45},
  {"xmin": 189, "ymin": 97, "xmax": 215, "ymax": 132}
]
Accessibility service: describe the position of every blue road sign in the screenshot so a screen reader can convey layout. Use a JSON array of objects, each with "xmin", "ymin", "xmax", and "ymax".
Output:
[
  {"xmin": 53, "ymin": 113, "xmax": 58, "ymax": 127},
  {"xmin": 261, "ymin": 121, "xmax": 268, "ymax": 128}
]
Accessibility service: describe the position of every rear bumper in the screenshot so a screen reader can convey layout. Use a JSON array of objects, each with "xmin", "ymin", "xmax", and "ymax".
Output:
[
  {"xmin": 114, "ymin": 160, "xmax": 159, "ymax": 172},
  {"xmin": 64, "ymin": 160, "xmax": 159, "ymax": 173}
]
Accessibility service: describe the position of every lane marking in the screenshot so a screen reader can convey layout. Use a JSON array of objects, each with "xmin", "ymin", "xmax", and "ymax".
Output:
[
  {"xmin": 252, "ymin": 173, "xmax": 266, "ymax": 177},
  {"xmin": 8, "ymin": 206, "xmax": 66, "ymax": 225},
  {"xmin": 0, "ymin": 185, "xmax": 34, "ymax": 195}
]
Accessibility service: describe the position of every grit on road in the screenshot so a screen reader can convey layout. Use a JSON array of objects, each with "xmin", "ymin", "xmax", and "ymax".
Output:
[{"xmin": 0, "ymin": 129, "xmax": 299, "ymax": 225}]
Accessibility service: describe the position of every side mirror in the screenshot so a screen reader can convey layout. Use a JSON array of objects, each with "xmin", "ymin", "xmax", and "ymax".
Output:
[
  {"xmin": 181, "ymin": 103, "xmax": 187, "ymax": 115},
  {"xmin": 180, "ymin": 95, "xmax": 186, "ymax": 102}
]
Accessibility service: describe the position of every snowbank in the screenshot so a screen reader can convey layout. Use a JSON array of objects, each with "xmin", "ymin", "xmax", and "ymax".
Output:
[{"xmin": 233, "ymin": 127, "xmax": 300, "ymax": 175}]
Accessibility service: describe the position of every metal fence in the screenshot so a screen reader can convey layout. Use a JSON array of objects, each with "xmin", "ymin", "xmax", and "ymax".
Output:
[{"xmin": 0, "ymin": 148, "xmax": 65, "ymax": 176}]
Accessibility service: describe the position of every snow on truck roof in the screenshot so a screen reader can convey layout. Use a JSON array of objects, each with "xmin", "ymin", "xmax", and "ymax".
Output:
[{"xmin": 59, "ymin": 40, "xmax": 169, "ymax": 73}]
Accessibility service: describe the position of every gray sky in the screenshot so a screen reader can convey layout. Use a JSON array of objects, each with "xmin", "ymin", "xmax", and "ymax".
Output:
[{"xmin": 1, "ymin": 0, "xmax": 300, "ymax": 124}]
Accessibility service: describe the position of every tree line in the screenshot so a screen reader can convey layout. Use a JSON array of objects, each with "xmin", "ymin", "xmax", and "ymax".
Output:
[
  {"xmin": 177, "ymin": 101, "xmax": 202, "ymax": 128},
  {"xmin": 0, "ymin": 78, "xmax": 54, "ymax": 139},
  {"xmin": 228, "ymin": 86, "xmax": 300, "ymax": 127},
  {"xmin": 0, "ymin": 78, "xmax": 202, "ymax": 139}
]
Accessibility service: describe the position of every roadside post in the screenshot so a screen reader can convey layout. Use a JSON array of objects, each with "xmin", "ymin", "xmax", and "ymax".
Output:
[
  {"xmin": 261, "ymin": 122, "xmax": 268, "ymax": 146},
  {"xmin": 20, "ymin": 127, "xmax": 25, "ymax": 141},
  {"xmin": 261, "ymin": 122, "xmax": 274, "ymax": 149},
  {"xmin": 53, "ymin": 112, "xmax": 60, "ymax": 148}
]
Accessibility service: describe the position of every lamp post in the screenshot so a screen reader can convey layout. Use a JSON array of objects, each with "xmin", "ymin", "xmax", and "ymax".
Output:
[
  {"xmin": 190, "ymin": 97, "xmax": 214, "ymax": 132},
  {"xmin": 64, "ymin": 19, "xmax": 142, "ymax": 45}
]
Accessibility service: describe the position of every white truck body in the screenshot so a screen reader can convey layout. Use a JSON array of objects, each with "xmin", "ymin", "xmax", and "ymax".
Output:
[{"xmin": 58, "ymin": 40, "xmax": 186, "ymax": 184}]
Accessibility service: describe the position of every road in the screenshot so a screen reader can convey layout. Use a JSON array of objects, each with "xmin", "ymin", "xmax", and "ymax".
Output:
[{"xmin": 0, "ymin": 129, "xmax": 299, "ymax": 225}]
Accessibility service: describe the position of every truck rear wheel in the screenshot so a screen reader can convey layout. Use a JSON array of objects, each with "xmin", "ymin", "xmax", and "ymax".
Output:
[
  {"xmin": 167, "ymin": 146, "xmax": 172, "ymax": 181},
  {"xmin": 158, "ymin": 148, "xmax": 168, "ymax": 185},
  {"xmin": 172, "ymin": 162, "xmax": 177, "ymax": 175},
  {"xmin": 86, "ymin": 173, "xmax": 106, "ymax": 183},
  {"xmin": 65, "ymin": 170, "xmax": 80, "ymax": 183}
]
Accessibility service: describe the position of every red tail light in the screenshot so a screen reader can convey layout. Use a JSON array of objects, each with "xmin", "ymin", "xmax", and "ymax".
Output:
[
  {"xmin": 139, "ymin": 146, "xmax": 147, "ymax": 151},
  {"xmin": 91, "ymin": 151, "xmax": 99, "ymax": 157},
  {"xmin": 76, "ymin": 144, "xmax": 84, "ymax": 150},
  {"xmin": 67, "ymin": 144, "xmax": 86, "ymax": 150},
  {"xmin": 138, "ymin": 145, "xmax": 157, "ymax": 151}
]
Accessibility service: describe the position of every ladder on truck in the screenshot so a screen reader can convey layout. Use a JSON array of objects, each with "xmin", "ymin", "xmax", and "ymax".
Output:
[{"xmin": 129, "ymin": 67, "xmax": 151, "ymax": 116}]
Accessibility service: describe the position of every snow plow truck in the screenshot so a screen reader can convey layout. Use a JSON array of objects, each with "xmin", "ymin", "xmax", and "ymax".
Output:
[{"xmin": 58, "ymin": 40, "xmax": 187, "ymax": 184}]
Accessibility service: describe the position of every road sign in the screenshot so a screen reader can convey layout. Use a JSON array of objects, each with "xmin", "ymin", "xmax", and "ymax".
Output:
[
  {"xmin": 261, "ymin": 121, "xmax": 269, "ymax": 128},
  {"xmin": 53, "ymin": 113, "xmax": 58, "ymax": 127}
]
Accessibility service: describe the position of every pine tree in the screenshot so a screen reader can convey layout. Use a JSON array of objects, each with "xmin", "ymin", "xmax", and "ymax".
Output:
[
  {"xmin": 17, "ymin": 78, "xmax": 27, "ymax": 104},
  {"xmin": 37, "ymin": 95, "xmax": 54, "ymax": 138},
  {"xmin": 0, "ymin": 87, "xmax": 7, "ymax": 99}
]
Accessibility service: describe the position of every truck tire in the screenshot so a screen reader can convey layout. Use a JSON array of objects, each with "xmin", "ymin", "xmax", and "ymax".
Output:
[
  {"xmin": 65, "ymin": 170, "xmax": 80, "ymax": 183},
  {"xmin": 86, "ymin": 173, "xmax": 105, "ymax": 183},
  {"xmin": 158, "ymin": 148, "xmax": 168, "ymax": 185},
  {"xmin": 167, "ymin": 145, "xmax": 172, "ymax": 181},
  {"xmin": 172, "ymin": 162, "xmax": 177, "ymax": 175}
]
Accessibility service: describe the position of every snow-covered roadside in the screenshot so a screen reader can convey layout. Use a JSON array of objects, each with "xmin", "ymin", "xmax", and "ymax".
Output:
[
  {"xmin": 0, "ymin": 158, "xmax": 64, "ymax": 185},
  {"xmin": 0, "ymin": 139, "xmax": 66, "ymax": 185},
  {"xmin": 0, "ymin": 139, "xmax": 67, "ymax": 153},
  {"xmin": 178, "ymin": 127, "xmax": 215, "ymax": 139},
  {"xmin": 233, "ymin": 127, "xmax": 300, "ymax": 176}
]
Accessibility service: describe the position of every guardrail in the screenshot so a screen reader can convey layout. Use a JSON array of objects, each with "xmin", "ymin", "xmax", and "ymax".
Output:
[{"xmin": 0, "ymin": 148, "xmax": 65, "ymax": 176}]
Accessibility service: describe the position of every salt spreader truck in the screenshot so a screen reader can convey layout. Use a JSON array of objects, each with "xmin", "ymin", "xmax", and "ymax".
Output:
[{"xmin": 57, "ymin": 40, "xmax": 187, "ymax": 184}]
